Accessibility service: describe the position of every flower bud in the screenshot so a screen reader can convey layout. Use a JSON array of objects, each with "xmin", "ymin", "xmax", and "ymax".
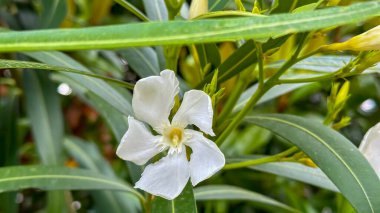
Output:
[
  {"xmin": 324, "ymin": 25, "xmax": 380, "ymax": 51},
  {"xmin": 335, "ymin": 81, "xmax": 350, "ymax": 109},
  {"xmin": 299, "ymin": 158, "xmax": 318, "ymax": 168},
  {"xmin": 327, "ymin": 0, "xmax": 341, "ymax": 6},
  {"xmin": 189, "ymin": 0, "xmax": 208, "ymax": 19},
  {"xmin": 353, "ymin": 51, "xmax": 380, "ymax": 74}
]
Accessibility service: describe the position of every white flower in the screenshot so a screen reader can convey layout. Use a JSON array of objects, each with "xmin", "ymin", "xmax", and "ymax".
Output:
[
  {"xmin": 116, "ymin": 70, "xmax": 225, "ymax": 200},
  {"xmin": 359, "ymin": 122, "xmax": 380, "ymax": 177}
]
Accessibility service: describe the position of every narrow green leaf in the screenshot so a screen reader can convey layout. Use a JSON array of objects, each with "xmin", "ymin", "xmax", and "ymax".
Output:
[
  {"xmin": 64, "ymin": 137, "xmax": 140, "ymax": 213},
  {"xmin": 120, "ymin": 47, "xmax": 160, "ymax": 77},
  {"xmin": 197, "ymin": 40, "xmax": 256, "ymax": 87},
  {"xmin": 22, "ymin": 51, "xmax": 133, "ymax": 116},
  {"xmin": 217, "ymin": 40, "xmax": 257, "ymax": 82},
  {"xmin": 0, "ymin": 192, "xmax": 17, "ymax": 213},
  {"xmin": 228, "ymin": 156, "xmax": 338, "ymax": 192},
  {"xmin": 0, "ymin": 83, "xmax": 19, "ymax": 166},
  {"xmin": 78, "ymin": 91, "xmax": 129, "ymax": 141},
  {"xmin": 114, "ymin": 0, "xmax": 150, "ymax": 22},
  {"xmin": 46, "ymin": 192, "xmax": 66, "ymax": 213},
  {"xmin": 39, "ymin": 0, "xmax": 67, "ymax": 28},
  {"xmin": 143, "ymin": 0, "xmax": 168, "ymax": 21},
  {"xmin": 195, "ymin": 43, "xmax": 221, "ymax": 70},
  {"xmin": 268, "ymin": 55, "xmax": 380, "ymax": 74},
  {"xmin": 0, "ymin": 2, "xmax": 379, "ymax": 51},
  {"xmin": 0, "ymin": 59, "xmax": 134, "ymax": 89},
  {"xmin": 0, "ymin": 166, "xmax": 142, "ymax": 199},
  {"xmin": 199, "ymin": 36, "xmax": 287, "ymax": 87},
  {"xmin": 292, "ymin": 0, "xmax": 324, "ymax": 13},
  {"xmin": 246, "ymin": 114, "xmax": 380, "ymax": 213},
  {"xmin": 22, "ymin": 71, "xmax": 63, "ymax": 165},
  {"xmin": 209, "ymin": 0, "xmax": 229, "ymax": 11},
  {"xmin": 221, "ymin": 126, "xmax": 271, "ymax": 155},
  {"xmin": 234, "ymin": 83, "xmax": 308, "ymax": 112},
  {"xmin": 155, "ymin": 46, "xmax": 167, "ymax": 70},
  {"xmin": 64, "ymin": 137, "xmax": 117, "ymax": 176},
  {"xmin": 0, "ymin": 84, "xmax": 19, "ymax": 213},
  {"xmin": 51, "ymin": 72, "xmax": 143, "ymax": 184},
  {"xmin": 194, "ymin": 185, "xmax": 298, "ymax": 213},
  {"xmin": 141, "ymin": 0, "xmax": 169, "ymax": 70},
  {"xmin": 152, "ymin": 182, "xmax": 197, "ymax": 213},
  {"xmin": 22, "ymin": 69, "xmax": 67, "ymax": 212}
]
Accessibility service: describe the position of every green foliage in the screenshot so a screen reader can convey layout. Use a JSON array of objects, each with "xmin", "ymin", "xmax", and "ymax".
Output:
[
  {"xmin": 152, "ymin": 182, "xmax": 197, "ymax": 213},
  {"xmin": 195, "ymin": 185, "xmax": 298, "ymax": 212},
  {"xmin": 0, "ymin": 3, "xmax": 379, "ymax": 51},
  {"xmin": 0, "ymin": 165, "xmax": 141, "ymax": 196},
  {"xmin": 246, "ymin": 114, "xmax": 380, "ymax": 212},
  {"xmin": 1, "ymin": 0, "xmax": 380, "ymax": 212}
]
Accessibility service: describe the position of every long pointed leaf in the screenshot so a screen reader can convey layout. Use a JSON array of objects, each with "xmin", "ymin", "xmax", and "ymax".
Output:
[
  {"xmin": 0, "ymin": 166, "xmax": 142, "ymax": 200},
  {"xmin": 228, "ymin": 157, "xmax": 338, "ymax": 192},
  {"xmin": 0, "ymin": 2, "xmax": 379, "ymax": 51},
  {"xmin": 22, "ymin": 71, "xmax": 63, "ymax": 165},
  {"xmin": 120, "ymin": 47, "xmax": 160, "ymax": 77},
  {"xmin": 22, "ymin": 51, "xmax": 133, "ymax": 116},
  {"xmin": 0, "ymin": 59, "xmax": 133, "ymax": 88},
  {"xmin": 64, "ymin": 137, "xmax": 140, "ymax": 213},
  {"xmin": 269, "ymin": 55, "xmax": 380, "ymax": 74},
  {"xmin": 195, "ymin": 185, "xmax": 298, "ymax": 213},
  {"xmin": 246, "ymin": 114, "xmax": 380, "ymax": 213},
  {"xmin": 39, "ymin": 0, "xmax": 67, "ymax": 28}
]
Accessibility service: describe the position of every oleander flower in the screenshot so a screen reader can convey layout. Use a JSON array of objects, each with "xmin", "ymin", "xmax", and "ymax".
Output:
[
  {"xmin": 116, "ymin": 70, "xmax": 225, "ymax": 200},
  {"xmin": 359, "ymin": 122, "xmax": 380, "ymax": 177}
]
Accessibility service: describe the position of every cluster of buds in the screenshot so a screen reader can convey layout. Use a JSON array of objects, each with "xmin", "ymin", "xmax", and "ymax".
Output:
[
  {"xmin": 203, "ymin": 70, "xmax": 225, "ymax": 114},
  {"xmin": 325, "ymin": 81, "xmax": 351, "ymax": 129}
]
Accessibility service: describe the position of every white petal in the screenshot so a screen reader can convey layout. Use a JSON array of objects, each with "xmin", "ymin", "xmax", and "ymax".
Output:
[
  {"xmin": 135, "ymin": 147, "xmax": 190, "ymax": 200},
  {"xmin": 359, "ymin": 122, "xmax": 380, "ymax": 177},
  {"xmin": 185, "ymin": 130, "xmax": 225, "ymax": 186},
  {"xmin": 132, "ymin": 70, "xmax": 179, "ymax": 132},
  {"xmin": 116, "ymin": 117, "xmax": 162, "ymax": 165},
  {"xmin": 172, "ymin": 90, "xmax": 215, "ymax": 136}
]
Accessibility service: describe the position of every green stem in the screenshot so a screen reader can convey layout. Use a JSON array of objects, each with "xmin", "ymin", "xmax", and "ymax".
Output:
[
  {"xmin": 255, "ymin": 42, "xmax": 264, "ymax": 91},
  {"xmin": 224, "ymin": 147, "xmax": 299, "ymax": 170},
  {"xmin": 277, "ymin": 50, "xmax": 366, "ymax": 84},
  {"xmin": 216, "ymin": 71, "xmax": 252, "ymax": 126},
  {"xmin": 216, "ymin": 34, "xmax": 311, "ymax": 146},
  {"xmin": 265, "ymin": 33, "xmax": 309, "ymax": 88},
  {"xmin": 278, "ymin": 72, "xmax": 335, "ymax": 84},
  {"xmin": 195, "ymin": 11, "xmax": 263, "ymax": 19},
  {"xmin": 164, "ymin": 45, "xmax": 182, "ymax": 72},
  {"xmin": 215, "ymin": 82, "xmax": 265, "ymax": 145},
  {"xmin": 290, "ymin": 0, "xmax": 299, "ymax": 11}
]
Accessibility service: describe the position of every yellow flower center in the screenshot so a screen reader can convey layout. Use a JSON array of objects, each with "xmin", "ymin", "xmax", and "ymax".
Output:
[{"xmin": 165, "ymin": 127, "xmax": 184, "ymax": 147}]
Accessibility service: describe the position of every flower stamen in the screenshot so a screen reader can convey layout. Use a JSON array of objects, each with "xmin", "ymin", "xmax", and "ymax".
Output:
[
  {"xmin": 169, "ymin": 128, "xmax": 183, "ymax": 146},
  {"xmin": 163, "ymin": 126, "xmax": 185, "ymax": 151}
]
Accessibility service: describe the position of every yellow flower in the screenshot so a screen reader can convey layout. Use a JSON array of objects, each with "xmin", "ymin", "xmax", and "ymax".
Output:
[{"xmin": 324, "ymin": 25, "xmax": 380, "ymax": 51}]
